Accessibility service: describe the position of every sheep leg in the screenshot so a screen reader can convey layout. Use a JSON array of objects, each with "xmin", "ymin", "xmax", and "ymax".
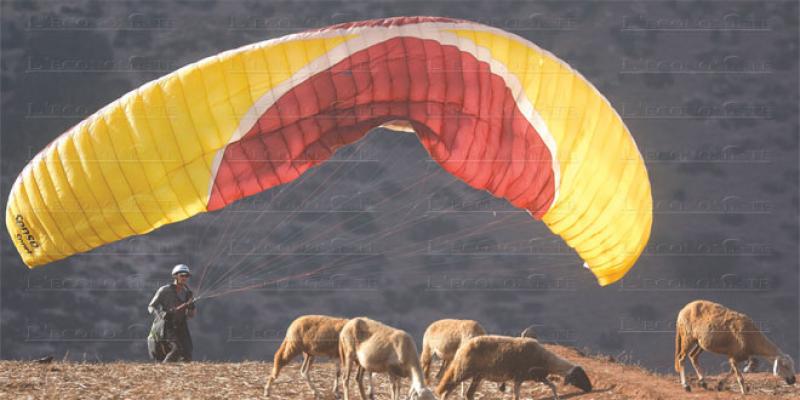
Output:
[
  {"xmin": 465, "ymin": 377, "xmax": 481, "ymax": 400},
  {"xmin": 678, "ymin": 359, "xmax": 689, "ymax": 392},
  {"xmin": 264, "ymin": 367, "xmax": 277, "ymax": 397},
  {"xmin": 436, "ymin": 358, "xmax": 449, "ymax": 381},
  {"xmin": 396, "ymin": 376, "xmax": 403, "ymax": 400},
  {"xmin": 389, "ymin": 374, "xmax": 401, "ymax": 400},
  {"xmin": 301, "ymin": 354, "xmax": 320, "ymax": 399},
  {"xmin": 716, "ymin": 363, "xmax": 736, "ymax": 391},
  {"xmin": 438, "ymin": 380, "xmax": 453, "ymax": 400},
  {"xmin": 264, "ymin": 355, "xmax": 287, "ymax": 397},
  {"xmin": 729, "ymin": 358, "xmax": 747, "ymax": 394},
  {"xmin": 420, "ymin": 345, "xmax": 432, "ymax": 385},
  {"xmin": 437, "ymin": 358, "xmax": 462, "ymax": 400},
  {"xmin": 512, "ymin": 381, "xmax": 521, "ymax": 400},
  {"xmin": 743, "ymin": 357, "xmax": 759, "ymax": 373},
  {"xmin": 266, "ymin": 339, "xmax": 301, "ymax": 397},
  {"xmin": 432, "ymin": 359, "xmax": 460, "ymax": 396},
  {"xmin": 687, "ymin": 345, "xmax": 708, "ymax": 389},
  {"xmin": 676, "ymin": 341, "xmax": 695, "ymax": 391},
  {"xmin": 332, "ymin": 360, "xmax": 341, "ymax": 399},
  {"xmin": 356, "ymin": 366, "xmax": 369, "ymax": 400},
  {"xmin": 543, "ymin": 379, "xmax": 559, "ymax": 400},
  {"xmin": 300, "ymin": 353, "xmax": 310, "ymax": 374},
  {"xmin": 366, "ymin": 372, "xmax": 375, "ymax": 400},
  {"xmin": 343, "ymin": 357, "xmax": 353, "ymax": 400}
]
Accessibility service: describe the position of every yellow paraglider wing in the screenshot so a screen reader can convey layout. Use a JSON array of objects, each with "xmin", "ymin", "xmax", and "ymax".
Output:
[{"xmin": 6, "ymin": 17, "xmax": 651, "ymax": 286}]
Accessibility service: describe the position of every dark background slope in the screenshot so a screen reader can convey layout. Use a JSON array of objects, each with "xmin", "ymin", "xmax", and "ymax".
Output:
[{"xmin": 1, "ymin": 0, "xmax": 797, "ymax": 375}]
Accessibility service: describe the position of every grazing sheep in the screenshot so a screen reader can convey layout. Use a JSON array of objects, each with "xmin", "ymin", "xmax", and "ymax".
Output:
[
  {"xmin": 675, "ymin": 300, "xmax": 797, "ymax": 394},
  {"xmin": 264, "ymin": 315, "xmax": 348, "ymax": 399},
  {"xmin": 436, "ymin": 335, "xmax": 592, "ymax": 400},
  {"xmin": 339, "ymin": 317, "xmax": 436, "ymax": 400},
  {"xmin": 420, "ymin": 319, "xmax": 486, "ymax": 385},
  {"xmin": 494, "ymin": 324, "xmax": 541, "ymax": 392},
  {"xmin": 491, "ymin": 326, "xmax": 542, "ymax": 394}
]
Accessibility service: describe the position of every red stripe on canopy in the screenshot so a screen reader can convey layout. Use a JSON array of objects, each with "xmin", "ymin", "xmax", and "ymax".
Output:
[{"xmin": 208, "ymin": 37, "xmax": 556, "ymax": 218}]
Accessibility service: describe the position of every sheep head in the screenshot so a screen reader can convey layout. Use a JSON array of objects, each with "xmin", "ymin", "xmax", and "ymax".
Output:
[
  {"xmin": 564, "ymin": 366, "xmax": 593, "ymax": 393},
  {"xmin": 774, "ymin": 355, "xmax": 796, "ymax": 385}
]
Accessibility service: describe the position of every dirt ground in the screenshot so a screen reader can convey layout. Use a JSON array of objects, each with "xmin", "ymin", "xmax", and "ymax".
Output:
[{"xmin": 1, "ymin": 344, "xmax": 798, "ymax": 399}]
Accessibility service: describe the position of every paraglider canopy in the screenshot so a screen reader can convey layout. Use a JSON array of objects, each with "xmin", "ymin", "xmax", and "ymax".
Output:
[{"xmin": 5, "ymin": 16, "xmax": 651, "ymax": 286}]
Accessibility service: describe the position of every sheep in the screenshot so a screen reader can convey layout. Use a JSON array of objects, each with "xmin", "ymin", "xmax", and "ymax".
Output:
[
  {"xmin": 264, "ymin": 315, "xmax": 349, "ymax": 399},
  {"xmin": 339, "ymin": 317, "xmax": 437, "ymax": 400},
  {"xmin": 420, "ymin": 319, "xmax": 486, "ymax": 385},
  {"xmin": 675, "ymin": 300, "xmax": 796, "ymax": 394},
  {"xmin": 493, "ymin": 324, "xmax": 540, "ymax": 392},
  {"xmin": 489, "ymin": 326, "xmax": 542, "ymax": 394},
  {"xmin": 436, "ymin": 335, "xmax": 592, "ymax": 400}
]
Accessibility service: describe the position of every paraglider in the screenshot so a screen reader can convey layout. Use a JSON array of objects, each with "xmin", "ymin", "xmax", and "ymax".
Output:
[{"xmin": 5, "ymin": 16, "xmax": 651, "ymax": 286}]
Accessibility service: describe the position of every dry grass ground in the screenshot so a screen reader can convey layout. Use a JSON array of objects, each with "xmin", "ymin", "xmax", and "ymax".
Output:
[{"xmin": 1, "ymin": 344, "xmax": 798, "ymax": 399}]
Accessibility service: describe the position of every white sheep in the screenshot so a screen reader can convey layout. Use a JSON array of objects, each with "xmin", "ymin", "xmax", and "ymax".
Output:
[
  {"xmin": 675, "ymin": 300, "xmax": 796, "ymax": 394},
  {"xmin": 436, "ymin": 335, "xmax": 592, "ymax": 400},
  {"xmin": 339, "ymin": 317, "xmax": 437, "ymax": 400},
  {"xmin": 264, "ymin": 315, "xmax": 348, "ymax": 399}
]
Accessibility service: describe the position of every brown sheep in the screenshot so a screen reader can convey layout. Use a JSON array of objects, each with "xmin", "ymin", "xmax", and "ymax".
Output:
[
  {"xmin": 339, "ymin": 317, "xmax": 436, "ymax": 400},
  {"xmin": 420, "ymin": 319, "xmax": 486, "ymax": 385},
  {"xmin": 675, "ymin": 300, "xmax": 796, "ymax": 394},
  {"xmin": 436, "ymin": 335, "xmax": 592, "ymax": 400},
  {"xmin": 264, "ymin": 315, "xmax": 348, "ymax": 399}
]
